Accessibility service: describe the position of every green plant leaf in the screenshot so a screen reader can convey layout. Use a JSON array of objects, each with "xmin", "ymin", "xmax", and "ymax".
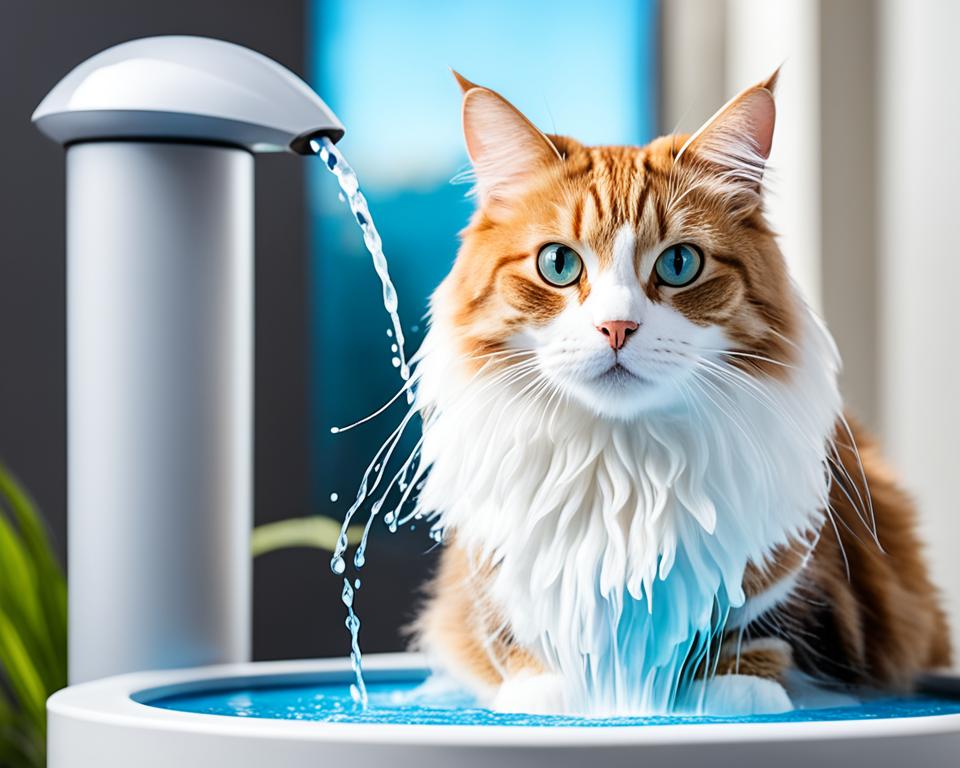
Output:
[
  {"xmin": 0, "ymin": 468, "xmax": 67, "ymax": 688},
  {"xmin": 0, "ymin": 614, "xmax": 46, "ymax": 734},
  {"xmin": 0, "ymin": 464, "xmax": 66, "ymax": 768},
  {"xmin": 0, "ymin": 517, "xmax": 57, "ymax": 689},
  {"xmin": 252, "ymin": 515, "xmax": 362, "ymax": 557}
]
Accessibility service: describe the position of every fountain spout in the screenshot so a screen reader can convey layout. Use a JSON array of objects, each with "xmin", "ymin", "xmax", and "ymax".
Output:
[
  {"xmin": 33, "ymin": 36, "xmax": 343, "ymax": 684},
  {"xmin": 33, "ymin": 35, "xmax": 343, "ymax": 152}
]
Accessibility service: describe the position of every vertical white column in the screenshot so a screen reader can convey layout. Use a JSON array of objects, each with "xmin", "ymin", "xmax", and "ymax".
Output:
[
  {"xmin": 659, "ymin": 0, "xmax": 728, "ymax": 135},
  {"xmin": 726, "ymin": 0, "xmax": 822, "ymax": 312},
  {"xmin": 878, "ymin": 0, "xmax": 960, "ymax": 658},
  {"xmin": 67, "ymin": 142, "xmax": 253, "ymax": 683},
  {"xmin": 818, "ymin": 0, "xmax": 880, "ymax": 428}
]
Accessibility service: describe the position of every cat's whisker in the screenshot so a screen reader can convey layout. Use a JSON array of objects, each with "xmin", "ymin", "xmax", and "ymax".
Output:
[
  {"xmin": 331, "ymin": 345, "xmax": 532, "ymax": 442},
  {"xmin": 696, "ymin": 358, "xmax": 835, "ymax": 457},
  {"xmin": 825, "ymin": 441, "xmax": 880, "ymax": 546},
  {"xmin": 686, "ymin": 371, "xmax": 762, "ymax": 461},
  {"xmin": 695, "ymin": 363, "xmax": 853, "ymax": 533},
  {"xmin": 698, "ymin": 348, "xmax": 796, "ymax": 370},
  {"xmin": 835, "ymin": 412, "xmax": 879, "ymax": 545},
  {"xmin": 447, "ymin": 361, "xmax": 542, "ymax": 418},
  {"xmin": 695, "ymin": 357, "xmax": 878, "ymax": 544},
  {"xmin": 459, "ymin": 348, "xmax": 538, "ymax": 365}
]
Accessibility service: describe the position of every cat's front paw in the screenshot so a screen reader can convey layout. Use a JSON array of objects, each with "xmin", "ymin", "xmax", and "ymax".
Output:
[
  {"xmin": 492, "ymin": 672, "xmax": 567, "ymax": 715},
  {"xmin": 693, "ymin": 674, "xmax": 793, "ymax": 716}
]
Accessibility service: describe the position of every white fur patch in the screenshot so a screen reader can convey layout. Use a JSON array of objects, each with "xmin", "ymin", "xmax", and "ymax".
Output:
[{"xmin": 493, "ymin": 672, "xmax": 567, "ymax": 715}]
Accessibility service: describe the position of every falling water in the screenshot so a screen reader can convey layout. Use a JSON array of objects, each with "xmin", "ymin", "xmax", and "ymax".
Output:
[
  {"xmin": 310, "ymin": 136, "xmax": 411, "ymax": 388},
  {"xmin": 312, "ymin": 135, "xmax": 423, "ymax": 707}
]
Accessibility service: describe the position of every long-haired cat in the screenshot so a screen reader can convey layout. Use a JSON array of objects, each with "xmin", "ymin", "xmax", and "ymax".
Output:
[{"xmin": 410, "ymin": 71, "xmax": 950, "ymax": 715}]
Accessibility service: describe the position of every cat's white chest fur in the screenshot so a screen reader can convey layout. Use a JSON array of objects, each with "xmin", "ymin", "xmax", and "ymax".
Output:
[{"xmin": 414, "ymin": 309, "xmax": 841, "ymax": 715}]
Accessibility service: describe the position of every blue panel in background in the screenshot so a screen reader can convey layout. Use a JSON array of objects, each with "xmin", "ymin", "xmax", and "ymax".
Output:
[{"xmin": 308, "ymin": 0, "xmax": 658, "ymax": 522}]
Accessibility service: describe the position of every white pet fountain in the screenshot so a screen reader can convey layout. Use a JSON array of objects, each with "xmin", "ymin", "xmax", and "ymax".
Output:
[{"xmin": 34, "ymin": 35, "xmax": 960, "ymax": 768}]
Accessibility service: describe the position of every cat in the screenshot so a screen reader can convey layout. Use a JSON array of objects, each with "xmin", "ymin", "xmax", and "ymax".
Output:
[{"xmin": 409, "ymin": 70, "xmax": 951, "ymax": 716}]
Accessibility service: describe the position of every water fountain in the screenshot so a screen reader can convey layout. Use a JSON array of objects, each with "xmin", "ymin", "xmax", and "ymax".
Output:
[{"xmin": 33, "ymin": 34, "xmax": 960, "ymax": 768}]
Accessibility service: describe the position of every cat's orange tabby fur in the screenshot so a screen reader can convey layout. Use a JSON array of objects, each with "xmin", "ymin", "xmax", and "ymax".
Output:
[{"xmin": 411, "ymin": 71, "xmax": 950, "ymax": 715}]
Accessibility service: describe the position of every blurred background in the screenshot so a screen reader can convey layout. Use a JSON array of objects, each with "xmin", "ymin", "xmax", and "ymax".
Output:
[{"xmin": 0, "ymin": 0, "xmax": 957, "ymax": 671}]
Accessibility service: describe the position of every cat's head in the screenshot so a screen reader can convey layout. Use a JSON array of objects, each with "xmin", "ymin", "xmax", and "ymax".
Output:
[{"xmin": 432, "ymin": 71, "xmax": 797, "ymax": 420}]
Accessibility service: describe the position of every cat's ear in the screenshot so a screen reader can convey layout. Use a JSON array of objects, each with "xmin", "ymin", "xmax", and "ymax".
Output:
[
  {"xmin": 453, "ymin": 71, "xmax": 562, "ymax": 215},
  {"xmin": 677, "ymin": 69, "xmax": 779, "ymax": 199}
]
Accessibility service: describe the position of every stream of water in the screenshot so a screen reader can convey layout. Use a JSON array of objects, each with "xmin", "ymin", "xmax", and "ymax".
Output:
[{"xmin": 312, "ymin": 136, "xmax": 420, "ymax": 707}]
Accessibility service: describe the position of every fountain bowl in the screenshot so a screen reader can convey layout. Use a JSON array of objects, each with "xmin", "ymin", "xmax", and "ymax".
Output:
[{"xmin": 47, "ymin": 652, "xmax": 960, "ymax": 767}]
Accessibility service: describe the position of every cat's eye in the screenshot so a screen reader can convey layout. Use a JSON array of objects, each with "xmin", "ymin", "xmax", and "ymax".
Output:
[
  {"xmin": 654, "ymin": 243, "xmax": 703, "ymax": 287},
  {"xmin": 537, "ymin": 243, "xmax": 583, "ymax": 287}
]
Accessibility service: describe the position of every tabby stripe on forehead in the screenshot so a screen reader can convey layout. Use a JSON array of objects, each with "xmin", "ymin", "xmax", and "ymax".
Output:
[
  {"xmin": 655, "ymin": 195, "xmax": 668, "ymax": 242},
  {"xmin": 608, "ymin": 186, "xmax": 623, "ymax": 223},
  {"xmin": 604, "ymin": 148, "xmax": 622, "ymax": 221},
  {"xmin": 589, "ymin": 182, "xmax": 605, "ymax": 220},
  {"xmin": 571, "ymin": 196, "xmax": 584, "ymax": 241},
  {"xmin": 636, "ymin": 152, "xmax": 654, "ymax": 225}
]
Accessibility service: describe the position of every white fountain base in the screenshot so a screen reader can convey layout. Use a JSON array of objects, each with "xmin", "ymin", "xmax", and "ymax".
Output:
[{"xmin": 48, "ymin": 653, "xmax": 960, "ymax": 768}]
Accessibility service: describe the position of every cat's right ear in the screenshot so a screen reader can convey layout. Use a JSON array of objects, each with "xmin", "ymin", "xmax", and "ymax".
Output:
[{"xmin": 453, "ymin": 71, "xmax": 561, "ymax": 216}]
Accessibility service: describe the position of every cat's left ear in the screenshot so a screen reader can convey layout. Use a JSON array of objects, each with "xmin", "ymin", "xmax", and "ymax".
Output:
[
  {"xmin": 453, "ymin": 71, "xmax": 562, "ymax": 217},
  {"xmin": 677, "ymin": 68, "xmax": 779, "ymax": 198}
]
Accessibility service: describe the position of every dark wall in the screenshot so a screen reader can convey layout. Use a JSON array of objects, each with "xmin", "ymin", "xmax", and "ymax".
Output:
[{"xmin": 0, "ymin": 0, "xmax": 391, "ymax": 662}]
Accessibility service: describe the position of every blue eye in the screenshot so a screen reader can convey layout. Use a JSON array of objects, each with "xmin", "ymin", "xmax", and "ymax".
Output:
[
  {"xmin": 537, "ymin": 243, "xmax": 583, "ymax": 287},
  {"xmin": 655, "ymin": 243, "xmax": 703, "ymax": 287}
]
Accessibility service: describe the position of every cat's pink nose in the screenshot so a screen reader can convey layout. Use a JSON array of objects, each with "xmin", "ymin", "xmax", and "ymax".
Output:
[{"xmin": 596, "ymin": 320, "xmax": 639, "ymax": 350}]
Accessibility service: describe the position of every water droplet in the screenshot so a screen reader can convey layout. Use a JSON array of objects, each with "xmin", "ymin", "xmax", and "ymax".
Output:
[
  {"xmin": 330, "ymin": 426, "xmax": 340, "ymax": 434},
  {"xmin": 384, "ymin": 511, "xmax": 395, "ymax": 524},
  {"xmin": 354, "ymin": 578, "xmax": 361, "ymax": 589},
  {"xmin": 330, "ymin": 556, "xmax": 345, "ymax": 575},
  {"xmin": 411, "ymin": 324, "xmax": 420, "ymax": 333},
  {"xmin": 338, "ymin": 192, "xmax": 346, "ymax": 202},
  {"xmin": 386, "ymin": 329, "xmax": 393, "ymax": 338},
  {"xmin": 330, "ymin": 492, "xmax": 339, "ymax": 503},
  {"xmin": 391, "ymin": 357, "xmax": 400, "ymax": 368},
  {"xmin": 353, "ymin": 551, "xmax": 365, "ymax": 568},
  {"xmin": 390, "ymin": 343, "xmax": 398, "ymax": 353}
]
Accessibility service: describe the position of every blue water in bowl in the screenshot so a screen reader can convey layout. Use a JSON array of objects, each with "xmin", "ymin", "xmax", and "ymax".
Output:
[{"xmin": 145, "ymin": 672, "xmax": 960, "ymax": 727}]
